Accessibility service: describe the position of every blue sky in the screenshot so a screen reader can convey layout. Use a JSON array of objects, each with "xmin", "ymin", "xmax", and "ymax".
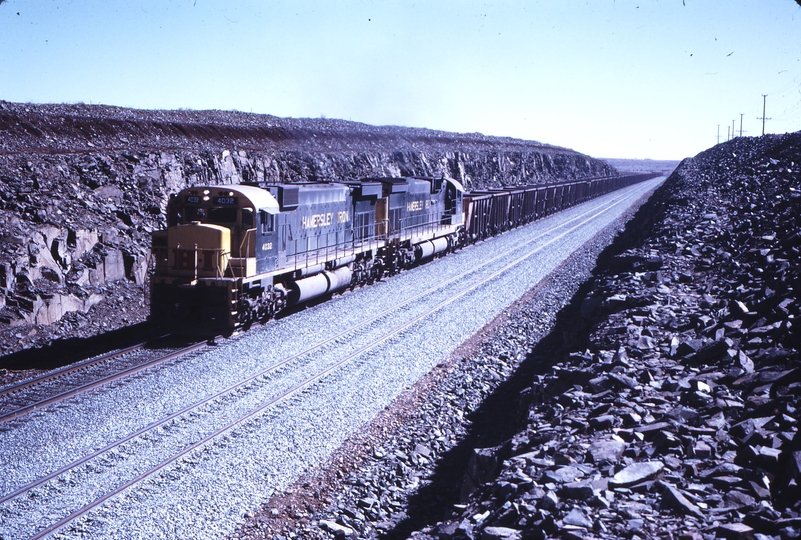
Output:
[{"xmin": 1, "ymin": 1, "xmax": 799, "ymax": 160}]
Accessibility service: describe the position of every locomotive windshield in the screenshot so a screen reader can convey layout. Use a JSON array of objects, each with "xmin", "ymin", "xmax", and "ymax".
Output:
[
  {"xmin": 208, "ymin": 207, "xmax": 238, "ymax": 224},
  {"xmin": 174, "ymin": 206, "xmax": 241, "ymax": 224},
  {"xmin": 185, "ymin": 207, "xmax": 206, "ymax": 222}
]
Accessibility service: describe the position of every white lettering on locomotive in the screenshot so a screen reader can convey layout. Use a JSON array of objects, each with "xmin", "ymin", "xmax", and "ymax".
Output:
[
  {"xmin": 337, "ymin": 211, "xmax": 349, "ymax": 223},
  {"xmin": 407, "ymin": 200, "xmax": 434, "ymax": 212},
  {"xmin": 301, "ymin": 213, "xmax": 334, "ymax": 228}
]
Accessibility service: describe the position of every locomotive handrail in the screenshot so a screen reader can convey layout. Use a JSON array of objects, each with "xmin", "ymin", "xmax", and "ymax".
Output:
[
  {"xmin": 218, "ymin": 252, "xmax": 228, "ymax": 279},
  {"xmin": 393, "ymin": 211, "xmax": 455, "ymax": 239},
  {"xmin": 239, "ymin": 229, "xmax": 254, "ymax": 260},
  {"xmin": 287, "ymin": 220, "xmax": 391, "ymax": 274}
]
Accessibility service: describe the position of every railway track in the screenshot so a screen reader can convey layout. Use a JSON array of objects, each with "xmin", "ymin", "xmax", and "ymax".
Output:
[
  {"xmin": 1, "ymin": 180, "xmax": 662, "ymax": 539},
  {"xmin": 0, "ymin": 337, "xmax": 201, "ymax": 425},
  {"xmin": 0, "ymin": 342, "xmax": 147, "ymax": 400}
]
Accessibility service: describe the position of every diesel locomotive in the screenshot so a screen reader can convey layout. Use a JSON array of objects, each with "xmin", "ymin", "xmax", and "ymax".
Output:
[{"xmin": 150, "ymin": 173, "xmax": 658, "ymax": 335}]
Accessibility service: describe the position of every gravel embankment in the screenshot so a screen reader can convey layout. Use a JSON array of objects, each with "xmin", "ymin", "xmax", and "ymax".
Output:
[
  {"xmin": 231, "ymin": 133, "xmax": 801, "ymax": 540},
  {"xmin": 0, "ymin": 179, "xmax": 661, "ymax": 540}
]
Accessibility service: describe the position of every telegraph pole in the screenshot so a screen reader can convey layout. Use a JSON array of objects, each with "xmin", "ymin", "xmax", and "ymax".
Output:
[
  {"xmin": 757, "ymin": 94, "xmax": 771, "ymax": 136},
  {"xmin": 717, "ymin": 124, "xmax": 720, "ymax": 144},
  {"xmin": 739, "ymin": 113, "xmax": 744, "ymax": 137},
  {"xmin": 732, "ymin": 120, "xmax": 736, "ymax": 139}
]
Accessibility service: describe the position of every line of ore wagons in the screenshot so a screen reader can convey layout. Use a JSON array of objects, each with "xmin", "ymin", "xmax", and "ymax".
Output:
[{"xmin": 462, "ymin": 173, "xmax": 658, "ymax": 241}]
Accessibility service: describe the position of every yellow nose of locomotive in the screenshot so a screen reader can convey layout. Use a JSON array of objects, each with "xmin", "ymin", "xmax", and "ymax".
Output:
[{"xmin": 167, "ymin": 223, "xmax": 231, "ymax": 278}]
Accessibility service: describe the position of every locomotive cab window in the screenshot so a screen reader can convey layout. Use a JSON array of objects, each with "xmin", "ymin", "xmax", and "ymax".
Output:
[
  {"xmin": 260, "ymin": 211, "xmax": 274, "ymax": 233},
  {"xmin": 186, "ymin": 206, "xmax": 206, "ymax": 222},
  {"xmin": 242, "ymin": 208, "xmax": 254, "ymax": 230}
]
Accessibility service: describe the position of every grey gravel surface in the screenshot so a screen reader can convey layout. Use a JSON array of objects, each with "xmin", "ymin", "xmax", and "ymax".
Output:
[{"xmin": 0, "ymin": 178, "xmax": 662, "ymax": 540}]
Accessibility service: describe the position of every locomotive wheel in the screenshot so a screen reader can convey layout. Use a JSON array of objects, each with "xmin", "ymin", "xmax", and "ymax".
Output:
[{"xmin": 371, "ymin": 258, "xmax": 385, "ymax": 281}]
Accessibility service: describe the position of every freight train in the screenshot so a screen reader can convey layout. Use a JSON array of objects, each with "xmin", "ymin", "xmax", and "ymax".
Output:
[{"xmin": 150, "ymin": 173, "xmax": 658, "ymax": 335}]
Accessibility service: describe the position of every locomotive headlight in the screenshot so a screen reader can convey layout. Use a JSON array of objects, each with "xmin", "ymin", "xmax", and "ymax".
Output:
[
  {"xmin": 203, "ymin": 196, "xmax": 210, "ymax": 201},
  {"xmin": 203, "ymin": 189, "xmax": 210, "ymax": 195}
]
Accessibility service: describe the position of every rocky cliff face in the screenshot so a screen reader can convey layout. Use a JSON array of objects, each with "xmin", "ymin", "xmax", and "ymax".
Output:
[{"xmin": 0, "ymin": 101, "xmax": 616, "ymax": 356}]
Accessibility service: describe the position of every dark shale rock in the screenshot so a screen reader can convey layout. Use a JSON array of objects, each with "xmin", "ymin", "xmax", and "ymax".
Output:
[
  {"xmin": 387, "ymin": 133, "xmax": 801, "ymax": 540},
  {"xmin": 610, "ymin": 461, "xmax": 664, "ymax": 487},
  {"xmin": 716, "ymin": 522, "xmax": 756, "ymax": 540},
  {"xmin": 562, "ymin": 507, "xmax": 593, "ymax": 529},
  {"xmin": 461, "ymin": 446, "xmax": 505, "ymax": 501},
  {"xmin": 660, "ymin": 483, "xmax": 704, "ymax": 518},
  {"xmin": 481, "ymin": 526, "xmax": 522, "ymax": 540},
  {"xmin": 587, "ymin": 439, "xmax": 626, "ymax": 464}
]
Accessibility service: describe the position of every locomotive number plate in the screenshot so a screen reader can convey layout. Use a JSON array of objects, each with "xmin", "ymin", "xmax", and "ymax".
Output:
[{"xmin": 214, "ymin": 196, "xmax": 239, "ymax": 205}]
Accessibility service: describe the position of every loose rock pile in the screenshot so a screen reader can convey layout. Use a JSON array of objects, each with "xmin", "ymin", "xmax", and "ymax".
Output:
[
  {"xmin": 420, "ymin": 134, "xmax": 801, "ymax": 539},
  {"xmin": 239, "ymin": 132, "xmax": 800, "ymax": 540}
]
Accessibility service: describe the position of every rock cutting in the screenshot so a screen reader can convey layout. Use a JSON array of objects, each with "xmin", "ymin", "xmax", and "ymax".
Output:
[{"xmin": 1, "ymin": 100, "xmax": 799, "ymax": 540}]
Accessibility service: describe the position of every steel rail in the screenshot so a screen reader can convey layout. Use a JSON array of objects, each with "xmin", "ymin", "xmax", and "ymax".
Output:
[
  {"xmin": 0, "ymin": 342, "xmax": 148, "ymax": 399},
  {"xmin": 0, "ymin": 340, "xmax": 205, "ymax": 424}
]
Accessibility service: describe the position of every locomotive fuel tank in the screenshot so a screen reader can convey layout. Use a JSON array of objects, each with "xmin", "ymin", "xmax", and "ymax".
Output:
[{"xmin": 290, "ymin": 266, "xmax": 354, "ymax": 304}]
